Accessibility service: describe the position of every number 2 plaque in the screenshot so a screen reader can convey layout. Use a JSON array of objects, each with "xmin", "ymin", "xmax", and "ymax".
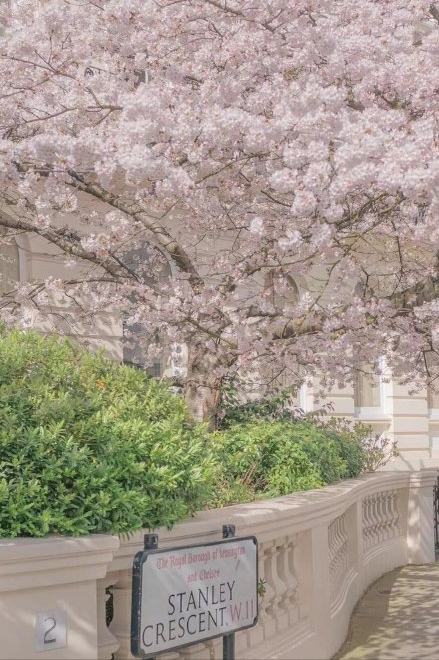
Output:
[{"xmin": 35, "ymin": 609, "xmax": 67, "ymax": 653}]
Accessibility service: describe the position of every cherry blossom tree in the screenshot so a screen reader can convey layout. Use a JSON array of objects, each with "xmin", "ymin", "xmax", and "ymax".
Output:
[{"xmin": 1, "ymin": 0, "xmax": 439, "ymax": 421}]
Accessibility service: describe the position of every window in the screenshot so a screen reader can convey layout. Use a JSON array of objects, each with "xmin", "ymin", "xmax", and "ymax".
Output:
[
  {"xmin": 123, "ymin": 323, "xmax": 165, "ymax": 378},
  {"xmin": 428, "ymin": 385, "xmax": 439, "ymax": 410},
  {"xmin": 425, "ymin": 353, "xmax": 439, "ymax": 410},
  {"xmin": 0, "ymin": 2, "xmax": 10, "ymax": 41},
  {"xmin": 121, "ymin": 245, "xmax": 172, "ymax": 378},
  {"xmin": 264, "ymin": 270, "xmax": 299, "ymax": 311},
  {"xmin": 0, "ymin": 238, "xmax": 19, "ymax": 294},
  {"xmin": 354, "ymin": 366, "xmax": 381, "ymax": 408}
]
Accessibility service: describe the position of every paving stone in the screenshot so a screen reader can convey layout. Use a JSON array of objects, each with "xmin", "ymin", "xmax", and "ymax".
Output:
[{"xmin": 334, "ymin": 564, "xmax": 439, "ymax": 660}]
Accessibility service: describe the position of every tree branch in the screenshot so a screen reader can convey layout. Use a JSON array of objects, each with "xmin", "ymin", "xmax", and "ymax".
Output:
[{"xmin": 66, "ymin": 169, "xmax": 204, "ymax": 291}]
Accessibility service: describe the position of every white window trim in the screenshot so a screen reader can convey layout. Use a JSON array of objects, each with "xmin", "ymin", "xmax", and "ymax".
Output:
[
  {"xmin": 355, "ymin": 356, "xmax": 391, "ymax": 419},
  {"xmin": 427, "ymin": 381, "xmax": 439, "ymax": 417},
  {"xmin": 354, "ymin": 407, "xmax": 392, "ymax": 421},
  {"xmin": 299, "ymin": 382, "xmax": 309, "ymax": 413}
]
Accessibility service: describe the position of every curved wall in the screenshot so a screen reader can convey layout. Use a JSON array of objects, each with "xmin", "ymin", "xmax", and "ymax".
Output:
[{"xmin": 101, "ymin": 470, "xmax": 436, "ymax": 660}]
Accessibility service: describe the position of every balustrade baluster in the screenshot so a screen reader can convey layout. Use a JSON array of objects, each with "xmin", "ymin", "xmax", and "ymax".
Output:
[
  {"xmin": 263, "ymin": 543, "xmax": 280, "ymax": 633},
  {"xmin": 397, "ymin": 489, "xmax": 402, "ymax": 533},
  {"xmin": 287, "ymin": 535, "xmax": 301, "ymax": 624},
  {"xmin": 271, "ymin": 537, "xmax": 289, "ymax": 633},
  {"xmin": 173, "ymin": 639, "xmax": 220, "ymax": 660},
  {"xmin": 248, "ymin": 540, "xmax": 272, "ymax": 647},
  {"xmin": 362, "ymin": 496, "xmax": 370, "ymax": 552},
  {"xmin": 97, "ymin": 574, "xmax": 120, "ymax": 660},
  {"xmin": 385, "ymin": 491, "xmax": 393, "ymax": 540},
  {"xmin": 110, "ymin": 569, "xmax": 136, "ymax": 660},
  {"xmin": 372, "ymin": 497, "xmax": 379, "ymax": 545},
  {"xmin": 376, "ymin": 492, "xmax": 384, "ymax": 543},
  {"xmin": 328, "ymin": 514, "xmax": 349, "ymax": 603},
  {"xmin": 373, "ymin": 494, "xmax": 380, "ymax": 546}
]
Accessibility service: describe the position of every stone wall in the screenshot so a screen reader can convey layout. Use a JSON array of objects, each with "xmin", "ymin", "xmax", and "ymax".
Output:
[
  {"xmin": 98, "ymin": 470, "xmax": 435, "ymax": 660},
  {"xmin": 0, "ymin": 471, "xmax": 434, "ymax": 660}
]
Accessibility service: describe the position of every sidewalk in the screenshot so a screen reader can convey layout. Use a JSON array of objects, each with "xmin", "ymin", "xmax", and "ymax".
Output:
[{"xmin": 335, "ymin": 563, "xmax": 439, "ymax": 659}]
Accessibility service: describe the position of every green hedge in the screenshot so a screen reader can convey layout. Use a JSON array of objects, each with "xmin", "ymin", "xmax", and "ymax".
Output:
[
  {"xmin": 209, "ymin": 419, "xmax": 365, "ymax": 506},
  {"xmin": 0, "ymin": 329, "xmax": 213, "ymax": 537},
  {"xmin": 0, "ymin": 328, "xmax": 386, "ymax": 537}
]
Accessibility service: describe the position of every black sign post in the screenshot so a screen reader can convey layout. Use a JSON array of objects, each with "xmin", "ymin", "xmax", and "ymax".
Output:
[
  {"xmin": 139, "ymin": 533, "xmax": 159, "ymax": 660},
  {"xmin": 131, "ymin": 527, "xmax": 258, "ymax": 660},
  {"xmin": 222, "ymin": 524, "xmax": 236, "ymax": 660}
]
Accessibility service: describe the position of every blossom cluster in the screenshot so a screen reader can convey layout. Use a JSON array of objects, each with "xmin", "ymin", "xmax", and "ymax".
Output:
[{"xmin": 0, "ymin": 0, "xmax": 438, "ymax": 396}]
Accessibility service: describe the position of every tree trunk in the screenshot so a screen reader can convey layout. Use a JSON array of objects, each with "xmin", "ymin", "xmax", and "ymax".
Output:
[
  {"xmin": 184, "ymin": 342, "xmax": 223, "ymax": 428},
  {"xmin": 185, "ymin": 378, "xmax": 222, "ymax": 428}
]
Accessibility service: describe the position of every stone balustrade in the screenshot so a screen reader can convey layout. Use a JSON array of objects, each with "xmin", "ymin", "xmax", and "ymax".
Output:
[
  {"xmin": 99, "ymin": 470, "xmax": 435, "ymax": 660},
  {"xmin": 0, "ymin": 470, "xmax": 435, "ymax": 660}
]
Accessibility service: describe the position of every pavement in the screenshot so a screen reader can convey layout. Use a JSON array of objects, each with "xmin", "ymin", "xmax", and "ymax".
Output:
[{"xmin": 334, "ymin": 563, "xmax": 439, "ymax": 659}]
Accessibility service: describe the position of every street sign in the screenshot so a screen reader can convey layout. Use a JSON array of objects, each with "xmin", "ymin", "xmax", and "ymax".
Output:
[{"xmin": 131, "ymin": 534, "xmax": 258, "ymax": 658}]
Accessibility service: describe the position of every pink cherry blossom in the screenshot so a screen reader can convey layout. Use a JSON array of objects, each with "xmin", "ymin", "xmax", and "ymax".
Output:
[{"xmin": 0, "ymin": 0, "xmax": 438, "ymax": 418}]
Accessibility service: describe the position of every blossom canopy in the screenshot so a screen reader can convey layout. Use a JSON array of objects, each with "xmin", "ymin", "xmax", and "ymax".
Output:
[{"xmin": 0, "ymin": 0, "xmax": 439, "ymax": 412}]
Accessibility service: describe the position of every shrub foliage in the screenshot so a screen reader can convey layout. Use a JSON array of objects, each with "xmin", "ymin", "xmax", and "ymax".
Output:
[
  {"xmin": 0, "ymin": 329, "xmax": 213, "ymax": 537},
  {"xmin": 212, "ymin": 384, "xmax": 397, "ymax": 506},
  {"xmin": 209, "ymin": 418, "xmax": 366, "ymax": 506},
  {"xmin": 0, "ymin": 330, "xmax": 394, "ymax": 537}
]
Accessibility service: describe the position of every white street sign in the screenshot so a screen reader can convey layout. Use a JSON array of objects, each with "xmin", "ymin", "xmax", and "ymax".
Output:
[{"xmin": 131, "ymin": 537, "xmax": 258, "ymax": 657}]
